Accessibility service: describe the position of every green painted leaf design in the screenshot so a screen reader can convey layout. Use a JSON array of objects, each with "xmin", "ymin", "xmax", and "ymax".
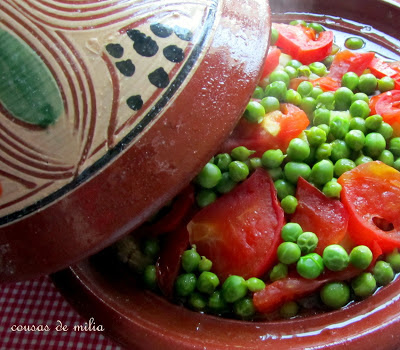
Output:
[{"xmin": 0, "ymin": 28, "xmax": 63, "ymax": 127}]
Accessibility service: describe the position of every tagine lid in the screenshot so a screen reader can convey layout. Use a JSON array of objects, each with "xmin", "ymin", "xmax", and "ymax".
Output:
[{"xmin": 0, "ymin": 0, "xmax": 271, "ymax": 282}]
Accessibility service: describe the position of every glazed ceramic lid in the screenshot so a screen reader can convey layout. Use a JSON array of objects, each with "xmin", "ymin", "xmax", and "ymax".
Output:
[{"xmin": 0, "ymin": 0, "xmax": 271, "ymax": 282}]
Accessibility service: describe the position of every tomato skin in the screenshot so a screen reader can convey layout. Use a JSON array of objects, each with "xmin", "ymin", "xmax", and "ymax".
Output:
[
  {"xmin": 273, "ymin": 23, "xmax": 333, "ymax": 65},
  {"xmin": 328, "ymin": 50, "xmax": 375, "ymax": 80},
  {"xmin": 187, "ymin": 169, "xmax": 284, "ymax": 281},
  {"xmin": 338, "ymin": 161, "xmax": 400, "ymax": 253},
  {"xmin": 290, "ymin": 177, "xmax": 349, "ymax": 255},
  {"xmin": 369, "ymin": 57, "xmax": 400, "ymax": 90},
  {"xmin": 218, "ymin": 103, "xmax": 309, "ymax": 156},
  {"xmin": 369, "ymin": 90, "xmax": 400, "ymax": 137},
  {"xmin": 311, "ymin": 76, "xmax": 342, "ymax": 91},
  {"xmin": 261, "ymin": 46, "xmax": 281, "ymax": 79}
]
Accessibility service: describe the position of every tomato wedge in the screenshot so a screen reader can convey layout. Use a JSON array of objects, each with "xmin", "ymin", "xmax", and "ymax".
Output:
[
  {"xmin": 338, "ymin": 161, "xmax": 400, "ymax": 253},
  {"xmin": 369, "ymin": 90, "xmax": 400, "ymax": 137},
  {"xmin": 261, "ymin": 46, "xmax": 281, "ymax": 79},
  {"xmin": 218, "ymin": 103, "xmax": 309, "ymax": 156},
  {"xmin": 290, "ymin": 177, "xmax": 349, "ymax": 254},
  {"xmin": 273, "ymin": 23, "xmax": 333, "ymax": 65},
  {"xmin": 187, "ymin": 169, "xmax": 284, "ymax": 281},
  {"xmin": 368, "ymin": 57, "xmax": 400, "ymax": 89},
  {"xmin": 328, "ymin": 50, "xmax": 375, "ymax": 81},
  {"xmin": 311, "ymin": 76, "xmax": 342, "ymax": 91}
]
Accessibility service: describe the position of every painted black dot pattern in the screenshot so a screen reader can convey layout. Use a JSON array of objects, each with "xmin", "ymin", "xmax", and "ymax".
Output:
[
  {"xmin": 150, "ymin": 23, "xmax": 173, "ymax": 38},
  {"xmin": 105, "ymin": 43, "xmax": 124, "ymax": 58},
  {"xmin": 148, "ymin": 67, "xmax": 170, "ymax": 88},
  {"xmin": 126, "ymin": 95, "xmax": 143, "ymax": 111},
  {"xmin": 105, "ymin": 22, "xmax": 192, "ymax": 111},
  {"xmin": 127, "ymin": 29, "xmax": 159, "ymax": 57},
  {"xmin": 115, "ymin": 59, "xmax": 135, "ymax": 77},
  {"xmin": 163, "ymin": 45, "xmax": 184, "ymax": 63}
]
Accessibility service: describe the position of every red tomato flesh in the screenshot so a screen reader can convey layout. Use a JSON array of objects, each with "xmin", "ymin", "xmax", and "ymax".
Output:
[
  {"xmin": 261, "ymin": 46, "xmax": 281, "ymax": 79},
  {"xmin": 369, "ymin": 57, "xmax": 400, "ymax": 89},
  {"xmin": 273, "ymin": 23, "xmax": 333, "ymax": 65},
  {"xmin": 187, "ymin": 169, "xmax": 284, "ymax": 281},
  {"xmin": 290, "ymin": 177, "xmax": 349, "ymax": 254},
  {"xmin": 338, "ymin": 161, "xmax": 400, "ymax": 253},
  {"xmin": 328, "ymin": 50, "xmax": 375, "ymax": 81},
  {"xmin": 369, "ymin": 90, "xmax": 400, "ymax": 137}
]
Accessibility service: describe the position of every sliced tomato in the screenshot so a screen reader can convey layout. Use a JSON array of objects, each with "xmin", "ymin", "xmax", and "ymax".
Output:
[
  {"xmin": 261, "ymin": 46, "xmax": 281, "ymax": 79},
  {"xmin": 156, "ymin": 224, "xmax": 190, "ymax": 298},
  {"xmin": 273, "ymin": 23, "xmax": 333, "ymax": 65},
  {"xmin": 368, "ymin": 90, "xmax": 400, "ymax": 137},
  {"xmin": 369, "ymin": 57, "xmax": 400, "ymax": 89},
  {"xmin": 187, "ymin": 169, "xmax": 285, "ymax": 281},
  {"xmin": 338, "ymin": 161, "xmax": 400, "ymax": 253},
  {"xmin": 290, "ymin": 177, "xmax": 349, "ymax": 255},
  {"xmin": 328, "ymin": 50, "xmax": 375, "ymax": 81},
  {"xmin": 311, "ymin": 76, "xmax": 342, "ymax": 91},
  {"xmin": 218, "ymin": 103, "xmax": 309, "ymax": 156}
]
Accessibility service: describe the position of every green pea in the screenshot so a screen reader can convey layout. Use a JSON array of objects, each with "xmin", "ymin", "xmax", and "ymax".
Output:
[
  {"xmin": 244, "ymin": 100, "xmax": 265, "ymax": 123},
  {"xmin": 182, "ymin": 247, "xmax": 201, "ymax": 272},
  {"xmin": 286, "ymin": 89, "xmax": 302, "ymax": 105},
  {"xmin": 345, "ymin": 129, "xmax": 366, "ymax": 151},
  {"xmin": 310, "ymin": 159, "xmax": 334, "ymax": 186},
  {"xmin": 389, "ymin": 137, "xmax": 400, "ymax": 157},
  {"xmin": 143, "ymin": 265, "xmax": 157, "ymax": 290},
  {"xmin": 352, "ymin": 92, "xmax": 369, "ymax": 103},
  {"xmin": 270, "ymin": 263, "xmax": 289, "ymax": 282},
  {"xmin": 355, "ymin": 154, "xmax": 373, "ymax": 166},
  {"xmin": 342, "ymin": 72, "xmax": 359, "ymax": 91},
  {"xmin": 260, "ymin": 96, "xmax": 280, "ymax": 113},
  {"xmin": 349, "ymin": 100, "xmax": 370, "ymax": 119},
  {"xmin": 277, "ymin": 242, "xmax": 302, "ymax": 265},
  {"xmin": 378, "ymin": 150, "xmax": 395, "ymax": 166},
  {"xmin": 298, "ymin": 65, "xmax": 312, "ymax": 78},
  {"xmin": 296, "ymin": 253, "xmax": 324, "ymax": 279},
  {"xmin": 196, "ymin": 271, "xmax": 220, "ymax": 294},
  {"xmin": 268, "ymin": 167, "xmax": 284, "ymax": 181},
  {"xmin": 280, "ymin": 301, "xmax": 299, "ymax": 319},
  {"xmin": 323, "ymin": 55, "xmax": 335, "ymax": 67},
  {"xmin": 394, "ymin": 158, "xmax": 400, "ymax": 171},
  {"xmin": 377, "ymin": 122, "xmax": 394, "ymax": 140},
  {"xmin": 329, "ymin": 115, "xmax": 350, "ymax": 139},
  {"xmin": 323, "ymin": 244, "xmax": 349, "ymax": 271},
  {"xmin": 297, "ymin": 81, "xmax": 314, "ymax": 97},
  {"xmin": 363, "ymin": 132, "xmax": 386, "ymax": 158},
  {"xmin": 215, "ymin": 172, "xmax": 236, "ymax": 194},
  {"xmin": 287, "ymin": 138, "xmax": 311, "ymax": 162},
  {"xmin": 222, "ymin": 275, "xmax": 248, "ymax": 303},
  {"xmin": 281, "ymin": 195, "xmax": 298, "ymax": 214},
  {"xmin": 246, "ymin": 277, "xmax": 266, "ymax": 292},
  {"xmin": 290, "ymin": 19, "xmax": 307, "ymax": 26},
  {"xmin": 274, "ymin": 179, "xmax": 296, "ymax": 200},
  {"xmin": 373, "ymin": 260, "xmax": 394, "ymax": 286},
  {"xmin": 313, "ymin": 108, "xmax": 331, "ymax": 125},
  {"xmin": 365, "ymin": 114, "xmax": 383, "ymax": 131},
  {"xmin": 358, "ymin": 73, "xmax": 378, "ymax": 95},
  {"xmin": 252, "ymin": 86, "xmax": 264, "ymax": 99},
  {"xmin": 351, "ymin": 272, "xmax": 377, "ymax": 298},
  {"xmin": 248, "ymin": 157, "xmax": 262, "ymax": 171},
  {"xmin": 286, "ymin": 59, "xmax": 303, "ymax": 69},
  {"xmin": 322, "ymin": 179, "xmax": 342, "ymax": 198},
  {"xmin": 270, "ymin": 69, "xmax": 290, "ymax": 88},
  {"xmin": 378, "ymin": 76, "xmax": 395, "ymax": 92},
  {"xmin": 386, "ymin": 248, "xmax": 400, "ymax": 272},
  {"xmin": 233, "ymin": 297, "xmax": 255, "ymax": 318},
  {"xmin": 344, "ymin": 37, "xmax": 365, "ymax": 50},
  {"xmin": 315, "ymin": 143, "xmax": 333, "ymax": 160},
  {"xmin": 316, "ymin": 92, "xmax": 335, "ymax": 110},
  {"xmin": 309, "ymin": 62, "xmax": 328, "ymax": 76},
  {"xmin": 349, "ymin": 245, "xmax": 373, "ymax": 270},
  {"xmin": 262, "ymin": 149, "xmax": 285, "ymax": 168},
  {"xmin": 175, "ymin": 273, "xmax": 197, "ymax": 297},
  {"xmin": 349, "ymin": 117, "xmax": 367, "ymax": 134},
  {"xmin": 300, "ymin": 96, "xmax": 317, "ymax": 116},
  {"xmin": 307, "ymin": 22, "xmax": 325, "ymax": 33},
  {"xmin": 228, "ymin": 161, "xmax": 249, "ymax": 182},
  {"xmin": 284, "ymin": 162, "xmax": 311, "ymax": 184},
  {"xmin": 198, "ymin": 256, "xmax": 213, "ymax": 272},
  {"xmin": 284, "ymin": 66, "xmax": 298, "ymax": 80},
  {"xmin": 197, "ymin": 163, "xmax": 222, "ymax": 189},
  {"xmin": 265, "ymin": 81, "xmax": 287, "ymax": 102},
  {"xmin": 189, "ymin": 291, "xmax": 207, "ymax": 310},
  {"xmin": 208, "ymin": 290, "xmax": 228, "ymax": 312},
  {"xmin": 281, "ymin": 222, "xmax": 303, "ymax": 242},
  {"xmin": 334, "ymin": 158, "xmax": 356, "ymax": 177},
  {"xmin": 335, "ymin": 87, "xmax": 353, "ymax": 111},
  {"xmin": 231, "ymin": 146, "xmax": 255, "ymax": 161},
  {"xmin": 330, "ymin": 139, "xmax": 351, "ymax": 162},
  {"xmin": 196, "ymin": 189, "xmax": 217, "ymax": 208},
  {"xmin": 214, "ymin": 153, "xmax": 232, "ymax": 171},
  {"xmin": 271, "ymin": 27, "xmax": 279, "ymax": 45},
  {"xmin": 297, "ymin": 231, "xmax": 318, "ymax": 254},
  {"xmin": 306, "ymin": 126, "xmax": 327, "ymax": 147},
  {"xmin": 320, "ymin": 281, "xmax": 350, "ymax": 309},
  {"xmin": 142, "ymin": 238, "xmax": 160, "ymax": 259},
  {"xmin": 311, "ymin": 86, "xmax": 324, "ymax": 99}
]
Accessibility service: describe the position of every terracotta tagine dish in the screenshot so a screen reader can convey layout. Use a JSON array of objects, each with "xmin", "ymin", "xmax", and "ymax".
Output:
[
  {"xmin": 0, "ymin": 0, "xmax": 270, "ymax": 282},
  {"xmin": 52, "ymin": 0, "xmax": 400, "ymax": 349}
]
